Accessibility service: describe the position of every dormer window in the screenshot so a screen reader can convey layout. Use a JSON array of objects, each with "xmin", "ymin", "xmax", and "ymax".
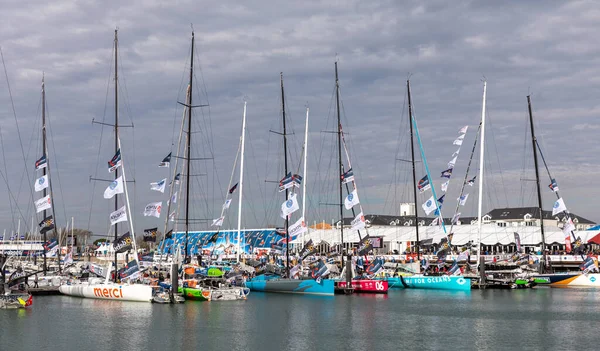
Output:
[{"xmin": 524, "ymin": 213, "xmax": 532, "ymax": 221}]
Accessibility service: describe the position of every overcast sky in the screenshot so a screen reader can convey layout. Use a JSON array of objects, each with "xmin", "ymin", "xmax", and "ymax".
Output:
[{"xmin": 1, "ymin": 0, "xmax": 599, "ymax": 238}]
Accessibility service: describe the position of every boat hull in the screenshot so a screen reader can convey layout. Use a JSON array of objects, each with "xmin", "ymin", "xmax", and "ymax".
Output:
[
  {"xmin": 386, "ymin": 275, "xmax": 471, "ymax": 291},
  {"xmin": 245, "ymin": 277, "xmax": 334, "ymax": 296},
  {"xmin": 335, "ymin": 280, "xmax": 389, "ymax": 293},
  {"xmin": 533, "ymin": 273, "xmax": 600, "ymax": 287},
  {"xmin": 59, "ymin": 283, "xmax": 153, "ymax": 302},
  {"xmin": 178, "ymin": 287, "xmax": 212, "ymax": 301}
]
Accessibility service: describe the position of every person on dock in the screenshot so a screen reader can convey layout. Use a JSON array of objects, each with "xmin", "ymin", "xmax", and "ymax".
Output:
[{"xmin": 33, "ymin": 274, "xmax": 39, "ymax": 288}]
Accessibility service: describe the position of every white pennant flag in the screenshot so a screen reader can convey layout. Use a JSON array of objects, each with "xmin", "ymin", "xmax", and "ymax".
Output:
[
  {"xmin": 459, "ymin": 125, "xmax": 468, "ymax": 134},
  {"xmin": 447, "ymin": 156, "xmax": 457, "ymax": 169},
  {"xmin": 441, "ymin": 180, "xmax": 449, "ymax": 192},
  {"xmin": 143, "ymin": 201, "xmax": 162, "ymax": 218},
  {"xmin": 222, "ymin": 199, "xmax": 232, "ymax": 210},
  {"xmin": 150, "ymin": 178, "xmax": 166, "ymax": 193},
  {"xmin": 351, "ymin": 212, "xmax": 366, "ymax": 231},
  {"xmin": 451, "ymin": 212, "xmax": 461, "ymax": 224},
  {"xmin": 452, "ymin": 148, "xmax": 460, "ymax": 157},
  {"xmin": 280, "ymin": 193, "xmax": 300, "ymax": 219},
  {"xmin": 344, "ymin": 189, "xmax": 360, "ymax": 210},
  {"xmin": 109, "ymin": 205, "xmax": 128, "ymax": 225},
  {"xmin": 35, "ymin": 194, "xmax": 52, "ymax": 213},
  {"xmin": 212, "ymin": 216, "xmax": 224, "ymax": 227},
  {"xmin": 288, "ymin": 216, "xmax": 308, "ymax": 239},
  {"xmin": 456, "ymin": 134, "xmax": 465, "ymax": 141},
  {"xmin": 458, "ymin": 194, "xmax": 469, "ymax": 206},
  {"xmin": 34, "ymin": 175, "xmax": 49, "ymax": 192},
  {"xmin": 422, "ymin": 196, "xmax": 437, "ymax": 215},
  {"xmin": 170, "ymin": 191, "xmax": 178, "ymax": 205},
  {"xmin": 430, "ymin": 217, "xmax": 440, "ymax": 226},
  {"xmin": 453, "ymin": 138, "xmax": 463, "ymax": 146},
  {"xmin": 563, "ymin": 217, "xmax": 575, "ymax": 235},
  {"xmin": 103, "ymin": 176, "xmax": 124, "ymax": 199},
  {"xmin": 169, "ymin": 211, "xmax": 176, "ymax": 222},
  {"xmin": 552, "ymin": 198, "xmax": 567, "ymax": 216}
]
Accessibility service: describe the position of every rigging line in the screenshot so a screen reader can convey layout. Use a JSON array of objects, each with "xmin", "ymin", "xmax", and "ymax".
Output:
[
  {"xmin": 486, "ymin": 111, "xmax": 509, "ymax": 207},
  {"xmin": 45, "ymin": 98, "xmax": 68, "ymax": 229},
  {"xmin": 0, "ymin": 47, "xmax": 36, "ymax": 215},
  {"xmin": 0, "ymin": 124, "xmax": 16, "ymax": 230},
  {"xmin": 244, "ymin": 127, "xmax": 265, "ymax": 226},
  {"xmin": 87, "ymin": 42, "xmax": 114, "ymax": 233}
]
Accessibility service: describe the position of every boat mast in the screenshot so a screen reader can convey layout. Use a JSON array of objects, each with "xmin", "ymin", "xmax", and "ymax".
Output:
[
  {"xmin": 184, "ymin": 32, "xmax": 195, "ymax": 264},
  {"xmin": 236, "ymin": 102, "xmax": 247, "ymax": 263},
  {"xmin": 527, "ymin": 95, "xmax": 546, "ymax": 271},
  {"xmin": 280, "ymin": 73, "xmax": 290, "ymax": 275},
  {"xmin": 335, "ymin": 62, "xmax": 344, "ymax": 268},
  {"xmin": 476, "ymin": 81, "xmax": 486, "ymax": 266},
  {"xmin": 406, "ymin": 80, "xmax": 420, "ymax": 261},
  {"xmin": 113, "ymin": 29, "xmax": 119, "ymax": 282},
  {"xmin": 301, "ymin": 107, "xmax": 309, "ymax": 245}
]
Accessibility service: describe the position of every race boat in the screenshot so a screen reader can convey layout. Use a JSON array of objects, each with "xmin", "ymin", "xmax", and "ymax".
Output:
[
  {"xmin": 532, "ymin": 272, "xmax": 600, "ymax": 288},
  {"xmin": 59, "ymin": 280, "xmax": 153, "ymax": 302},
  {"xmin": 245, "ymin": 274, "xmax": 334, "ymax": 296}
]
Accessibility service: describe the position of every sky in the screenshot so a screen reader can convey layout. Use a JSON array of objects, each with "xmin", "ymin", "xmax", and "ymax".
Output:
[{"xmin": 1, "ymin": 0, "xmax": 599, "ymax": 239}]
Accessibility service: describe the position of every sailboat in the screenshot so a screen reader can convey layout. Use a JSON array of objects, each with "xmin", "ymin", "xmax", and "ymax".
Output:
[
  {"xmin": 524, "ymin": 96, "xmax": 600, "ymax": 288},
  {"xmin": 59, "ymin": 30, "xmax": 153, "ymax": 302},
  {"xmin": 385, "ymin": 79, "xmax": 471, "ymax": 291},
  {"xmin": 244, "ymin": 73, "xmax": 334, "ymax": 296}
]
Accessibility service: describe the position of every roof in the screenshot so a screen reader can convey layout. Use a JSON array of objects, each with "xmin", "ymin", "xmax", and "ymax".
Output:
[
  {"xmin": 342, "ymin": 214, "xmax": 477, "ymax": 226},
  {"xmin": 485, "ymin": 207, "xmax": 595, "ymax": 225}
]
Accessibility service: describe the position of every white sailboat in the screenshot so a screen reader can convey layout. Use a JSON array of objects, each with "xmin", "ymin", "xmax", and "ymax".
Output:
[{"xmin": 60, "ymin": 30, "xmax": 153, "ymax": 302}]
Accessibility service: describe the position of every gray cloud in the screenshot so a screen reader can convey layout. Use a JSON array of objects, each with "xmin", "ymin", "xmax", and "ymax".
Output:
[{"xmin": 1, "ymin": 0, "xmax": 599, "ymax": 238}]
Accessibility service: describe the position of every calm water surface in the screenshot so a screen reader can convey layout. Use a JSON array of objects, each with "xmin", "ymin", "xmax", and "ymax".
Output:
[{"xmin": 2, "ymin": 288, "xmax": 599, "ymax": 350}]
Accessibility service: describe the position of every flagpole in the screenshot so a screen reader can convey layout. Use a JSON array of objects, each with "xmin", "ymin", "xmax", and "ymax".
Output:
[
  {"xmin": 301, "ymin": 107, "xmax": 309, "ymax": 246},
  {"xmin": 236, "ymin": 101, "xmax": 247, "ymax": 263},
  {"xmin": 477, "ymin": 81, "xmax": 487, "ymax": 267}
]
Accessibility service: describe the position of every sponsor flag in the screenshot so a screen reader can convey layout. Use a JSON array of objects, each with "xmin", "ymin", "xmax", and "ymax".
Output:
[
  {"xmin": 288, "ymin": 216, "xmax": 307, "ymax": 239},
  {"xmin": 422, "ymin": 196, "xmax": 437, "ymax": 215},
  {"xmin": 104, "ymin": 176, "xmax": 124, "ymax": 199},
  {"xmin": 280, "ymin": 193, "xmax": 300, "ymax": 219},
  {"xmin": 351, "ymin": 212, "xmax": 366, "ymax": 231},
  {"xmin": 150, "ymin": 178, "xmax": 166, "ymax": 193},
  {"xmin": 173, "ymin": 173, "xmax": 181, "ymax": 185},
  {"xmin": 118, "ymin": 260, "xmax": 140, "ymax": 280},
  {"xmin": 458, "ymin": 194, "xmax": 469, "ymax": 206},
  {"xmin": 107, "ymin": 149, "xmax": 122, "ymax": 173},
  {"xmin": 278, "ymin": 172, "xmax": 294, "ymax": 191},
  {"xmin": 113, "ymin": 232, "xmax": 133, "ymax": 253},
  {"xmin": 421, "ymin": 258, "xmax": 429, "ymax": 271},
  {"xmin": 451, "ymin": 212, "xmax": 461, "ymax": 224},
  {"xmin": 458, "ymin": 250, "xmax": 469, "ymax": 262},
  {"xmin": 63, "ymin": 251, "xmax": 73, "ymax": 265},
  {"xmin": 453, "ymin": 138, "xmax": 463, "ymax": 146},
  {"xmin": 143, "ymin": 201, "xmax": 162, "ymax": 218},
  {"xmin": 548, "ymin": 178, "xmax": 558, "ymax": 192},
  {"xmin": 418, "ymin": 175, "xmax": 431, "ymax": 193},
  {"xmin": 228, "ymin": 183, "xmax": 238, "ymax": 194},
  {"xmin": 34, "ymin": 175, "xmax": 49, "ymax": 192},
  {"xmin": 430, "ymin": 217, "xmax": 440, "ymax": 226},
  {"xmin": 341, "ymin": 168, "xmax": 354, "ymax": 184},
  {"xmin": 289, "ymin": 264, "xmax": 302, "ymax": 279},
  {"xmin": 572, "ymin": 237, "xmax": 583, "ymax": 254},
  {"xmin": 109, "ymin": 205, "xmax": 128, "ymax": 225},
  {"xmin": 159, "ymin": 152, "xmax": 171, "ymax": 167},
  {"xmin": 299, "ymin": 239, "xmax": 318, "ymax": 260},
  {"xmin": 35, "ymin": 195, "xmax": 52, "ymax": 213},
  {"xmin": 310, "ymin": 259, "xmax": 330, "ymax": 283},
  {"xmin": 441, "ymin": 168, "xmax": 453, "ymax": 178},
  {"xmin": 357, "ymin": 235, "xmax": 373, "ymax": 256},
  {"xmin": 448, "ymin": 156, "xmax": 457, "ymax": 169},
  {"xmin": 344, "ymin": 189, "xmax": 360, "ymax": 209},
  {"xmin": 43, "ymin": 238, "xmax": 58, "ymax": 253},
  {"xmin": 222, "ymin": 199, "xmax": 232, "ymax": 210},
  {"xmin": 143, "ymin": 227, "xmax": 158, "ymax": 242},
  {"xmin": 467, "ymin": 175, "xmax": 476, "ymax": 186},
  {"xmin": 292, "ymin": 174, "xmax": 303, "ymax": 187},
  {"xmin": 35, "ymin": 155, "xmax": 47, "ymax": 170},
  {"xmin": 365, "ymin": 257, "xmax": 385, "ymax": 278},
  {"xmin": 211, "ymin": 216, "xmax": 224, "ymax": 227},
  {"xmin": 552, "ymin": 198, "xmax": 567, "ymax": 216},
  {"xmin": 447, "ymin": 260, "xmax": 460, "ymax": 275},
  {"xmin": 441, "ymin": 180, "xmax": 449, "ymax": 192},
  {"xmin": 514, "ymin": 232, "xmax": 522, "ymax": 253},
  {"xmin": 206, "ymin": 232, "xmax": 219, "ymax": 244},
  {"xmin": 459, "ymin": 125, "xmax": 468, "ymax": 134},
  {"xmin": 39, "ymin": 215, "xmax": 55, "ymax": 234},
  {"xmin": 169, "ymin": 191, "xmax": 177, "ymax": 205}
]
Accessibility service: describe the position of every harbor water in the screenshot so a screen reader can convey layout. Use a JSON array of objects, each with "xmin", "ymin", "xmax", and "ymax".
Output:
[{"xmin": 2, "ymin": 288, "xmax": 599, "ymax": 350}]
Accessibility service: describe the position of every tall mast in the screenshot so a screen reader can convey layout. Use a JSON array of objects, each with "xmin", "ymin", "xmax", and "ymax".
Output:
[
  {"xmin": 406, "ymin": 80, "xmax": 420, "ymax": 261},
  {"xmin": 527, "ymin": 95, "xmax": 546, "ymax": 270},
  {"xmin": 477, "ymin": 81, "xmax": 486, "ymax": 264},
  {"xmin": 335, "ymin": 62, "xmax": 344, "ymax": 268},
  {"xmin": 41, "ymin": 75, "xmax": 48, "ymax": 275},
  {"xmin": 301, "ymin": 107, "xmax": 309, "ymax": 245},
  {"xmin": 184, "ymin": 32, "xmax": 195, "ymax": 264},
  {"xmin": 280, "ymin": 73, "xmax": 290, "ymax": 275},
  {"xmin": 236, "ymin": 102, "xmax": 247, "ymax": 263},
  {"xmin": 113, "ymin": 29, "xmax": 119, "ymax": 282}
]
